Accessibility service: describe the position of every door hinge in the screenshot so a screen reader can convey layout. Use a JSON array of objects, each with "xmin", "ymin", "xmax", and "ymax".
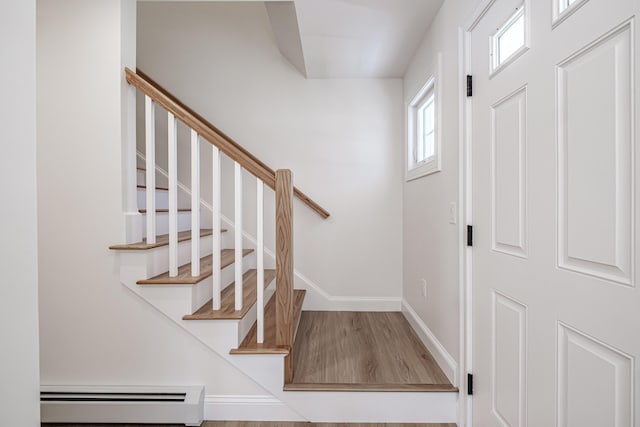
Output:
[
  {"xmin": 466, "ymin": 75, "xmax": 473, "ymax": 97},
  {"xmin": 467, "ymin": 225, "xmax": 473, "ymax": 247},
  {"xmin": 467, "ymin": 373, "xmax": 474, "ymax": 395}
]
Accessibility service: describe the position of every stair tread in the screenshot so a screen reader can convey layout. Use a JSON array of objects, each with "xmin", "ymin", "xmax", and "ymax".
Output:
[
  {"xmin": 109, "ymin": 229, "xmax": 226, "ymax": 251},
  {"xmin": 282, "ymin": 383, "xmax": 459, "ymax": 392},
  {"xmin": 230, "ymin": 289, "xmax": 306, "ymax": 355},
  {"xmin": 183, "ymin": 269, "xmax": 276, "ymax": 320},
  {"xmin": 137, "ymin": 249, "xmax": 253, "ymax": 285},
  {"xmin": 137, "ymin": 185, "xmax": 169, "ymax": 191},
  {"xmin": 139, "ymin": 208, "xmax": 192, "ymax": 213}
]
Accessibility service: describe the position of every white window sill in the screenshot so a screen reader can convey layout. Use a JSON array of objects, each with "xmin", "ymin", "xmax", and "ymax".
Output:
[{"xmin": 406, "ymin": 160, "xmax": 441, "ymax": 182}]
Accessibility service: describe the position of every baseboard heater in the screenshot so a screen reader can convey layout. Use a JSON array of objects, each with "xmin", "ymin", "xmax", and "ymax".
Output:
[{"xmin": 41, "ymin": 385, "xmax": 204, "ymax": 426}]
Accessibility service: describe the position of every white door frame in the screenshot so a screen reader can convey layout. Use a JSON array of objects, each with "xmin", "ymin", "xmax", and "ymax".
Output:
[{"xmin": 457, "ymin": 1, "xmax": 510, "ymax": 426}]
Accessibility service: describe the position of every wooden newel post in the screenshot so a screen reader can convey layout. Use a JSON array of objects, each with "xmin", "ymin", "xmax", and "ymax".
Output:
[{"xmin": 275, "ymin": 169, "xmax": 294, "ymax": 383}]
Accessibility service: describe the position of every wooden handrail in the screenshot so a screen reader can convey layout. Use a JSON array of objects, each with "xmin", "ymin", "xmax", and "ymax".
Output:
[
  {"xmin": 275, "ymin": 169, "xmax": 295, "ymax": 383},
  {"xmin": 125, "ymin": 67, "xmax": 330, "ymax": 219}
]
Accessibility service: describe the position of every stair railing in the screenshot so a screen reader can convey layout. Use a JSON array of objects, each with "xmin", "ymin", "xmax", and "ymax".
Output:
[{"xmin": 125, "ymin": 68, "xmax": 328, "ymax": 354}]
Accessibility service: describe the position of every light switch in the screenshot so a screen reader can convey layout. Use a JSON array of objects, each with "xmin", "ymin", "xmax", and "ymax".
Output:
[{"xmin": 449, "ymin": 202, "xmax": 457, "ymax": 224}]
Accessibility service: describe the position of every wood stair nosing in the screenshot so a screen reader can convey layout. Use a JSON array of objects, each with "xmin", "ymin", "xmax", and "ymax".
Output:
[
  {"xmin": 138, "ymin": 208, "xmax": 192, "ymax": 214},
  {"xmin": 137, "ymin": 185, "xmax": 169, "ymax": 191},
  {"xmin": 281, "ymin": 383, "xmax": 459, "ymax": 393},
  {"xmin": 230, "ymin": 289, "xmax": 306, "ymax": 355},
  {"xmin": 109, "ymin": 228, "xmax": 227, "ymax": 251},
  {"xmin": 136, "ymin": 248, "xmax": 254, "ymax": 285},
  {"xmin": 182, "ymin": 269, "xmax": 276, "ymax": 320}
]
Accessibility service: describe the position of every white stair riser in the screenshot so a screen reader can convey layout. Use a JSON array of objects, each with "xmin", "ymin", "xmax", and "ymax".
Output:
[
  {"xmin": 136, "ymin": 169, "xmax": 145, "ymax": 186},
  {"xmin": 137, "ymin": 169, "xmax": 169, "ymax": 189},
  {"xmin": 143, "ymin": 211, "xmax": 192, "ymax": 236},
  {"xmin": 116, "ymin": 236, "xmax": 212, "ymax": 283},
  {"xmin": 137, "ymin": 188, "xmax": 170, "ymax": 210}
]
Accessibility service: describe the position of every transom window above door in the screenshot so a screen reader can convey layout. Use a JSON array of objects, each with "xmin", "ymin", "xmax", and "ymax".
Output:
[{"xmin": 490, "ymin": 5, "xmax": 528, "ymax": 75}]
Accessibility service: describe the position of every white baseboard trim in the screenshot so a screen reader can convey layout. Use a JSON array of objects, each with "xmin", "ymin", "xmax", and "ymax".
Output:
[
  {"xmin": 204, "ymin": 395, "xmax": 306, "ymax": 421},
  {"xmin": 295, "ymin": 270, "xmax": 402, "ymax": 311},
  {"xmin": 401, "ymin": 299, "xmax": 458, "ymax": 386}
]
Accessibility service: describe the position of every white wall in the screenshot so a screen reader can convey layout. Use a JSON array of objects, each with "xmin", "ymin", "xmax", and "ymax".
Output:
[
  {"xmin": 0, "ymin": 1, "xmax": 41, "ymax": 424},
  {"xmin": 37, "ymin": 0, "xmax": 266, "ymax": 397},
  {"xmin": 402, "ymin": 0, "xmax": 475, "ymax": 365},
  {"xmin": 136, "ymin": 2, "xmax": 404, "ymax": 302}
]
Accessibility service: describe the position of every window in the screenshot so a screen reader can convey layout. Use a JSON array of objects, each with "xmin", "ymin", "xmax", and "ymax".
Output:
[
  {"xmin": 416, "ymin": 92, "xmax": 435, "ymax": 164},
  {"xmin": 406, "ymin": 55, "xmax": 441, "ymax": 181},
  {"xmin": 490, "ymin": 5, "xmax": 528, "ymax": 75}
]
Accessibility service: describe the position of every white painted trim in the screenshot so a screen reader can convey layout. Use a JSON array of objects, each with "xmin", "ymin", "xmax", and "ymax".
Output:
[
  {"xmin": 459, "ymin": 24, "xmax": 473, "ymax": 427},
  {"xmin": 459, "ymin": 1, "xmax": 509, "ymax": 425},
  {"xmin": 137, "ymin": 151, "xmax": 402, "ymax": 312},
  {"xmin": 464, "ymin": 0, "xmax": 497, "ymax": 31},
  {"xmin": 203, "ymin": 395, "xmax": 306, "ymax": 421},
  {"xmin": 401, "ymin": 299, "xmax": 458, "ymax": 386}
]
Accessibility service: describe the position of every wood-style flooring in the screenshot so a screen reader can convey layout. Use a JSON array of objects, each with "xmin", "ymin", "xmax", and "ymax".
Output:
[
  {"xmin": 43, "ymin": 423, "xmax": 455, "ymax": 427},
  {"xmin": 288, "ymin": 311, "xmax": 456, "ymax": 392}
]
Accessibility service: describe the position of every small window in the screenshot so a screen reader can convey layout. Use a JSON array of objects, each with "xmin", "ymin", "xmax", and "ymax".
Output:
[
  {"xmin": 416, "ymin": 93, "xmax": 435, "ymax": 164},
  {"xmin": 406, "ymin": 55, "xmax": 441, "ymax": 181},
  {"xmin": 490, "ymin": 6, "xmax": 528, "ymax": 75}
]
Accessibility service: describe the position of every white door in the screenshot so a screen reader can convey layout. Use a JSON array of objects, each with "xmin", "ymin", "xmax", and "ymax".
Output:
[{"xmin": 470, "ymin": 0, "xmax": 639, "ymax": 426}]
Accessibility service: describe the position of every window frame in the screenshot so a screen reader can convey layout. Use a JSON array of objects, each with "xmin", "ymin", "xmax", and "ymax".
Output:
[
  {"xmin": 406, "ymin": 54, "xmax": 442, "ymax": 181},
  {"xmin": 489, "ymin": 4, "xmax": 529, "ymax": 77},
  {"xmin": 552, "ymin": 0, "xmax": 589, "ymax": 28}
]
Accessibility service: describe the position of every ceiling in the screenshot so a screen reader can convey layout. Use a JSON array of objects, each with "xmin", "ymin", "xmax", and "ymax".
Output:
[
  {"xmin": 139, "ymin": 0, "xmax": 445, "ymax": 78},
  {"xmin": 289, "ymin": 0, "xmax": 445, "ymax": 78}
]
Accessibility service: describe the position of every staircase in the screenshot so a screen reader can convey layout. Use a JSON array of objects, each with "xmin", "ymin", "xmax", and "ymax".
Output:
[{"xmin": 109, "ymin": 68, "xmax": 458, "ymax": 424}]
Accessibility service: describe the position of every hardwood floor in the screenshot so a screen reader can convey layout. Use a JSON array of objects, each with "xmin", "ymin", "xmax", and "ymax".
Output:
[
  {"xmin": 43, "ymin": 423, "xmax": 456, "ymax": 427},
  {"xmin": 289, "ymin": 311, "xmax": 456, "ymax": 392}
]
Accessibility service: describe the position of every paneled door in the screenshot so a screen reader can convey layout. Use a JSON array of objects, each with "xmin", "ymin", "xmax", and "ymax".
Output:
[{"xmin": 470, "ymin": 0, "xmax": 639, "ymax": 426}]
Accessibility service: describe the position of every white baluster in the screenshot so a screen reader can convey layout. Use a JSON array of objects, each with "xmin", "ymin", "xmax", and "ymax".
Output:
[
  {"xmin": 234, "ymin": 162, "xmax": 243, "ymax": 311},
  {"xmin": 256, "ymin": 178, "xmax": 264, "ymax": 343},
  {"xmin": 190, "ymin": 129, "xmax": 200, "ymax": 277},
  {"xmin": 212, "ymin": 147, "xmax": 221, "ymax": 310},
  {"xmin": 144, "ymin": 95, "xmax": 156, "ymax": 244},
  {"xmin": 168, "ymin": 112, "xmax": 178, "ymax": 277}
]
